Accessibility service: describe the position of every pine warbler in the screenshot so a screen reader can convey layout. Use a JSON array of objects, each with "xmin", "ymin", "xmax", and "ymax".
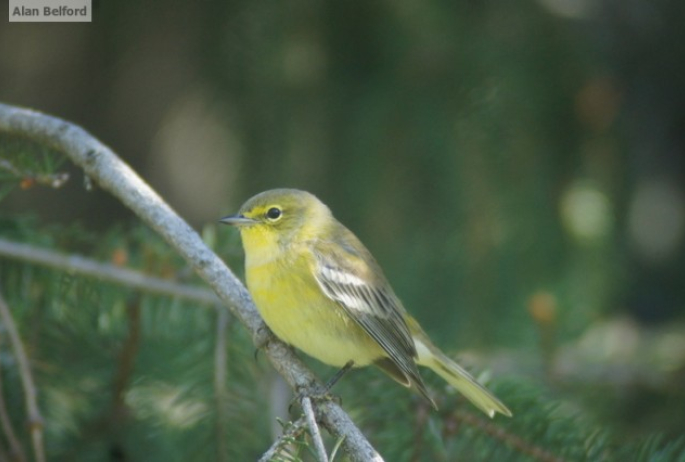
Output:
[{"xmin": 221, "ymin": 188, "xmax": 511, "ymax": 418}]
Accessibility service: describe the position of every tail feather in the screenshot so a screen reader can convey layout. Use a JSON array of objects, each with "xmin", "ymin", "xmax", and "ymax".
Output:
[{"xmin": 415, "ymin": 339, "xmax": 512, "ymax": 418}]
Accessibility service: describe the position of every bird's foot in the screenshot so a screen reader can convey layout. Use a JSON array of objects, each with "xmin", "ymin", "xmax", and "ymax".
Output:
[
  {"xmin": 288, "ymin": 361, "xmax": 354, "ymax": 413},
  {"xmin": 289, "ymin": 387, "xmax": 342, "ymax": 415},
  {"xmin": 252, "ymin": 324, "xmax": 275, "ymax": 361}
]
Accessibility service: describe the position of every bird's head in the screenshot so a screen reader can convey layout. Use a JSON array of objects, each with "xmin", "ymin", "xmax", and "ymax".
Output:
[{"xmin": 220, "ymin": 188, "xmax": 333, "ymax": 250}]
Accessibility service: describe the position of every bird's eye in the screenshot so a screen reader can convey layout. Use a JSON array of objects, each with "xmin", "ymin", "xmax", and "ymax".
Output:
[{"xmin": 266, "ymin": 207, "xmax": 282, "ymax": 221}]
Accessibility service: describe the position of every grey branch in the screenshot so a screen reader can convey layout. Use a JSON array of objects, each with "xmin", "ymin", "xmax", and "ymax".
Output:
[
  {"xmin": 0, "ymin": 102, "xmax": 383, "ymax": 462},
  {"xmin": 303, "ymin": 396, "xmax": 329, "ymax": 462},
  {"xmin": 0, "ymin": 237, "xmax": 220, "ymax": 306}
]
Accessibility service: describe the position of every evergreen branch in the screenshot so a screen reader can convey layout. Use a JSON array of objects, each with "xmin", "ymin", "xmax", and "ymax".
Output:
[
  {"xmin": 453, "ymin": 410, "xmax": 564, "ymax": 462},
  {"xmin": 0, "ymin": 238, "xmax": 220, "ymax": 306},
  {"xmin": 0, "ymin": 349, "xmax": 28, "ymax": 462},
  {"xmin": 0, "ymin": 102, "xmax": 383, "ymax": 462},
  {"xmin": 258, "ymin": 417, "xmax": 308, "ymax": 462},
  {"xmin": 302, "ymin": 396, "xmax": 328, "ymax": 462},
  {"xmin": 0, "ymin": 290, "xmax": 45, "ymax": 462},
  {"xmin": 0, "ymin": 157, "xmax": 69, "ymax": 189}
]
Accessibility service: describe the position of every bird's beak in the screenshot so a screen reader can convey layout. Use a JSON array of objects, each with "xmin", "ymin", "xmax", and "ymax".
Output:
[{"xmin": 219, "ymin": 214, "xmax": 257, "ymax": 227}]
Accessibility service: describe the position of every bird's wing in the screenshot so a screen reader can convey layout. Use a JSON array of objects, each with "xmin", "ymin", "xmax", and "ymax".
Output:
[{"xmin": 310, "ymin": 238, "xmax": 429, "ymax": 395}]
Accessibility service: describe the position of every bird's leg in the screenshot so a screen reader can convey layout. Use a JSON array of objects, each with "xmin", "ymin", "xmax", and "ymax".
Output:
[
  {"xmin": 290, "ymin": 361, "xmax": 355, "ymax": 413},
  {"xmin": 322, "ymin": 360, "xmax": 354, "ymax": 394}
]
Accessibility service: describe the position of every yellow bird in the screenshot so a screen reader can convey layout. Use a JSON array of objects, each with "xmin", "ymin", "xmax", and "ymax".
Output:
[{"xmin": 221, "ymin": 188, "xmax": 511, "ymax": 418}]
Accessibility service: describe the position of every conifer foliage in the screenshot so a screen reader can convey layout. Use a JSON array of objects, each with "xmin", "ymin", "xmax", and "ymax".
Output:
[{"xmin": 1, "ymin": 105, "xmax": 684, "ymax": 462}]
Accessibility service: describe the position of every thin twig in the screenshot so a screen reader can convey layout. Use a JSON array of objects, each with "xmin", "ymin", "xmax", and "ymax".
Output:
[
  {"xmin": 214, "ymin": 307, "xmax": 230, "ymax": 462},
  {"xmin": 0, "ymin": 238, "xmax": 219, "ymax": 306},
  {"xmin": 302, "ymin": 397, "xmax": 329, "ymax": 462},
  {"xmin": 107, "ymin": 297, "xmax": 142, "ymax": 461},
  {"xmin": 258, "ymin": 417, "xmax": 308, "ymax": 462},
  {"xmin": 268, "ymin": 373, "xmax": 292, "ymax": 439},
  {"xmin": 0, "ymin": 290, "xmax": 45, "ymax": 462},
  {"xmin": 0, "ymin": 340, "xmax": 27, "ymax": 462},
  {"xmin": 0, "ymin": 158, "xmax": 69, "ymax": 189},
  {"xmin": 112, "ymin": 299, "xmax": 141, "ymax": 411},
  {"xmin": 453, "ymin": 410, "xmax": 564, "ymax": 462},
  {"xmin": 0, "ymin": 102, "xmax": 383, "ymax": 462}
]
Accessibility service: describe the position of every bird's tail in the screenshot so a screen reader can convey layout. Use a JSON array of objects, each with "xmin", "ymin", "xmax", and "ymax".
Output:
[{"xmin": 413, "ymin": 334, "xmax": 512, "ymax": 418}]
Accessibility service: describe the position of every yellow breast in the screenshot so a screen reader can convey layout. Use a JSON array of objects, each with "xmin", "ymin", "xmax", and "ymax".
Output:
[{"xmin": 244, "ymin": 246, "xmax": 384, "ymax": 367}]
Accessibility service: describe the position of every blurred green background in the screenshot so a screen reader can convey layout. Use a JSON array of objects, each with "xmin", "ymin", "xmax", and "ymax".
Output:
[{"xmin": 1, "ymin": 0, "xmax": 684, "ymax": 460}]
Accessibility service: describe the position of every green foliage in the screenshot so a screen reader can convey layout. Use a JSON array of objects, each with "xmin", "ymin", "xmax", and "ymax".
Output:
[
  {"xmin": 0, "ymin": 205, "xmax": 683, "ymax": 461},
  {"xmin": 334, "ymin": 375, "xmax": 685, "ymax": 462},
  {"xmin": 0, "ymin": 134, "xmax": 67, "ymax": 200},
  {"xmin": 0, "ymin": 221, "xmax": 272, "ymax": 461}
]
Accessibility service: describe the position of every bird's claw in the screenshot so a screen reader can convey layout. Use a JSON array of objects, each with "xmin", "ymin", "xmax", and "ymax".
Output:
[{"xmin": 289, "ymin": 387, "xmax": 343, "ymax": 414}]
